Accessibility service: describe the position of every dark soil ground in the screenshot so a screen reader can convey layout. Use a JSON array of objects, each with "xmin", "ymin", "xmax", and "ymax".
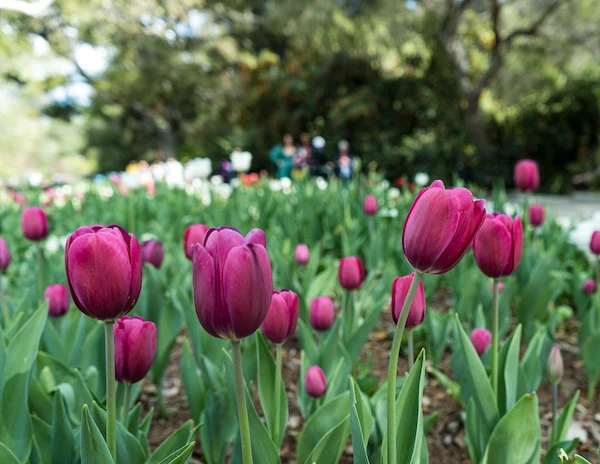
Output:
[{"xmin": 141, "ymin": 288, "xmax": 599, "ymax": 463}]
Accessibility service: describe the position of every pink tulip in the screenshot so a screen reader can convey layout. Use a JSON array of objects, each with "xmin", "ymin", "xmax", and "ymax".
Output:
[
  {"xmin": 114, "ymin": 316, "xmax": 157, "ymax": 384},
  {"xmin": 295, "ymin": 244, "xmax": 310, "ymax": 265},
  {"xmin": 514, "ymin": 159, "xmax": 540, "ymax": 192},
  {"xmin": 470, "ymin": 328, "xmax": 492, "ymax": 356},
  {"xmin": 183, "ymin": 224, "xmax": 209, "ymax": 260},
  {"xmin": 339, "ymin": 256, "xmax": 364, "ymax": 290},
  {"xmin": 305, "ymin": 366, "xmax": 327, "ymax": 398},
  {"xmin": 528, "ymin": 204, "xmax": 545, "ymax": 227},
  {"xmin": 192, "ymin": 226, "xmax": 272, "ymax": 340},
  {"xmin": 363, "ymin": 194, "xmax": 378, "ymax": 216},
  {"xmin": 261, "ymin": 290, "xmax": 299, "ymax": 344},
  {"xmin": 21, "ymin": 207, "xmax": 49, "ymax": 241},
  {"xmin": 590, "ymin": 231, "xmax": 600, "ymax": 255},
  {"xmin": 310, "ymin": 296, "xmax": 335, "ymax": 331},
  {"xmin": 0, "ymin": 238, "xmax": 10, "ymax": 273},
  {"xmin": 65, "ymin": 224, "xmax": 142, "ymax": 320},
  {"xmin": 44, "ymin": 283, "xmax": 70, "ymax": 317},
  {"xmin": 402, "ymin": 180, "xmax": 485, "ymax": 274},
  {"xmin": 473, "ymin": 213, "xmax": 523, "ymax": 278},
  {"xmin": 489, "ymin": 282, "xmax": 505, "ymax": 294},
  {"xmin": 391, "ymin": 273, "xmax": 426, "ymax": 329},
  {"xmin": 582, "ymin": 278, "xmax": 596, "ymax": 295},
  {"xmin": 547, "ymin": 345, "xmax": 563, "ymax": 385},
  {"xmin": 141, "ymin": 240, "xmax": 165, "ymax": 268}
]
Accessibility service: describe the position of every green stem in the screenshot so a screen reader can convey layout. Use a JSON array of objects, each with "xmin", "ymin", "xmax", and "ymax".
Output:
[
  {"xmin": 104, "ymin": 321, "xmax": 117, "ymax": 462},
  {"xmin": 121, "ymin": 382, "xmax": 131, "ymax": 426},
  {"xmin": 0, "ymin": 277, "xmax": 9, "ymax": 327},
  {"xmin": 231, "ymin": 340, "xmax": 253, "ymax": 464},
  {"xmin": 407, "ymin": 330, "xmax": 414, "ymax": 370},
  {"xmin": 551, "ymin": 383, "xmax": 557, "ymax": 446},
  {"xmin": 491, "ymin": 279, "xmax": 499, "ymax": 396},
  {"xmin": 342, "ymin": 290, "xmax": 354, "ymax": 343},
  {"xmin": 273, "ymin": 344, "xmax": 283, "ymax": 446},
  {"xmin": 387, "ymin": 271, "xmax": 422, "ymax": 463},
  {"xmin": 36, "ymin": 243, "xmax": 43, "ymax": 302}
]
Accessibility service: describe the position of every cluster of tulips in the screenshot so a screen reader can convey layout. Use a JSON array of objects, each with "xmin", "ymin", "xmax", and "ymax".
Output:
[{"xmin": 0, "ymin": 157, "xmax": 598, "ymax": 464}]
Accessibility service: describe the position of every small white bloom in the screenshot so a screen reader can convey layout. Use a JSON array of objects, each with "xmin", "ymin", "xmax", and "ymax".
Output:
[
  {"xmin": 230, "ymin": 151, "xmax": 252, "ymax": 173},
  {"xmin": 414, "ymin": 172, "xmax": 429, "ymax": 187}
]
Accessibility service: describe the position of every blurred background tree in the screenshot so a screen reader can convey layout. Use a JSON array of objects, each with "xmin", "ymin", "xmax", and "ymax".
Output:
[{"xmin": 0, "ymin": 0, "xmax": 599, "ymax": 191}]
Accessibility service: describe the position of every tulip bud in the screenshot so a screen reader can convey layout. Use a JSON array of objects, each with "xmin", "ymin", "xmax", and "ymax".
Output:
[
  {"xmin": 141, "ymin": 240, "xmax": 165, "ymax": 268},
  {"xmin": 261, "ymin": 290, "xmax": 299, "ymax": 344},
  {"xmin": 391, "ymin": 273, "xmax": 426, "ymax": 329},
  {"xmin": 473, "ymin": 213, "xmax": 523, "ymax": 278},
  {"xmin": 0, "ymin": 238, "xmax": 10, "ymax": 273},
  {"xmin": 513, "ymin": 159, "xmax": 540, "ymax": 192},
  {"xmin": 21, "ymin": 207, "xmax": 49, "ymax": 241},
  {"xmin": 403, "ymin": 180, "xmax": 486, "ymax": 274},
  {"xmin": 183, "ymin": 224, "xmax": 209, "ymax": 260},
  {"xmin": 547, "ymin": 345, "xmax": 563, "ymax": 385},
  {"xmin": 193, "ymin": 226, "xmax": 273, "ymax": 340},
  {"xmin": 470, "ymin": 328, "xmax": 492, "ymax": 356},
  {"xmin": 528, "ymin": 204, "xmax": 545, "ymax": 228},
  {"xmin": 590, "ymin": 231, "xmax": 600, "ymax": 255},
  {"xmin": 65, "ymin": 224, "xmax": 142, "ymax": 321},
  {"xmin": 310, "ymin": 296, "xmax": 335, "ymax": 331},
  {"xmin": 582, "ymin": 278, "xmax": 596, "ymax": 295},
  {"xmin": 295, "ymin": 244, "xmax": 310, "ymax": 265},
  {"xmin": 363, "ymin": 194, "xmax": 378, "ymax": 216},
  {"xmin": 489, "ymin": 282, "xmax": 505, "ymax": 294},
  {"xmin": 114, "ymin": 316, "xmax": 157, "ymax": 384},
  {"xmin": 305, "ymin": 365, "xmax": 327, "ymax": 398},
  {"xmin": 44, "ymin": 284, "xmax": 70, "ymax": 317},
  {"xmin": 339, "ymin": 256, "xmax": 364, "ymax": 290}
]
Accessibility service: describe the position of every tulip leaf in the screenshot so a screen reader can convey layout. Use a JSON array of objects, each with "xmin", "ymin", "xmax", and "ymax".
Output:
[
  {"xmin": 0, "ymin": 325, "xmax": 5, "ymax": 387},
  {"xmin": 497, "ymin": 325, "xmax": 522, "ymax": 416},
  {"xmin": 296, "ymin": 319, "xmax": 319, "ymax": 365},
  {"xmin": 157, "ymin": 442, "xmax": 196, "ymax": 464},
  {"xmin": 517, "ymin": 327, "xmax": 548, "ymax": 397},
  {"xmin": 0, "ymin": 442, "xmax": 20, "ymax": 464},
  {"xmin": 551, "ymin": 390, "xmax": 580, "ymax": 447},
  {"xmin": 200, "ymin": 391, "xmax": 236, "ymax": 464},
  {"xmin": 41, "ymin": 319, "xmax": 67, "ymax": 361},
  {"xmin": 180, "ymin": 338, "xmax": 205, "ymax": 423},
  {"xmin": 345, "ymin": 299, "xmax": 385, "ymax": 362},
  {"xmin": 147, "ymin": 420, "xmax": 196, "ymax": 464},
  {"xmin": 323, "ymin": 354, "xmax": 351, "ymax": 402},
  {"xmin": 543, "ymin": 439, "xmax": 579, "ymax": 464},
  {"xmin": 481, "ymin": 393, "xmax": 541, "ymax": 464},
  {"xmin": 51, "ymin": 390, "xmax": 77, "ymax": 464},
  {"xmin": 80, "ymin": 405, "xmax": 114, "ymax": 464},
  {"xmin": 465, "ymin": 398, "xmax": 488, "ymax": 464},
  {"xmin": 349, "ymin": 377, "xmax": 373, "ymax": 464},
  {"xmin": 80, "ymin": 322, "xmax": 106, "ymax": 398}
]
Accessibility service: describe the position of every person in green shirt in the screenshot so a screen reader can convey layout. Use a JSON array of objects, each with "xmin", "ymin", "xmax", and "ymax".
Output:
[{"xmin": 269, "ymin": 133, "xmax": 298, "ymax": 179}]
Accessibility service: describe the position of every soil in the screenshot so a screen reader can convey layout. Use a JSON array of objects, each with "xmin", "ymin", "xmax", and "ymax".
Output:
[{"xmin": 141, "ymin": 287, "xmax": 600, "ymax": 463}]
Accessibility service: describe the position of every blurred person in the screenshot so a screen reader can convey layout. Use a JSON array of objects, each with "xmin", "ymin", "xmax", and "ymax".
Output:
[
  {"xmin": 310, "ymin": 136, "xmax": 332, "ymax": 176},
  {"xmin": 334, "ymin": 140, "xmax": 354, "ymax": 181},
  {"xmin": 269, "ymin": 133, "xmax": 297, "ymax": 179}
]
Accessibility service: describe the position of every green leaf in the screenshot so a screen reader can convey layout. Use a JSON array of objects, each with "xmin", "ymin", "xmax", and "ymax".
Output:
[
  {"xmin": 543, "ymin": 439, "xmax": 579, "ymax": 464},
  {"xmin": 180, "ymin": 338, "xmax": 204, "ymax": 423},
  {"xmin": 481, "ymin": 393, "xmax": 541, "ymax": 464},
  {"xmin": 551, "ymin": 391, "xmax": 580, "ymax": 446},
  {"xmin": 149, "ymin": 292, "xmax": 183, "ymax": 385},
  {"xmin": 349, "ymin": 378, "xmax": 372, "ymax": 464},
  {"xmin": 346, "ymin": 301, "xmax": 383, "ymax": 362},
  {"xmin": 518, "ymin": 327, "xmax": 547, "ymax": 397},
  {"xmin": 0, "ymin": 442, "xmax": 20, "ymax": 464},
  {"xmin": 157, "ymin": 442, "xmax": 196, "ymax": 464},
  {"xmin": 51, "ymin": 390, "xmax": 77, "ymax": 464},
  {"xmin": 147, "ymin": 420, "xmax": 195, "ymax": 464},
  {"xmin": 296, "ymin": 319, "xmax": 319, "ymax": 365},
  {"xmin": 80, "ymin": 405, "xmax": 114, "ymax": 464},
  {"xmin": 30, "ymin": 417, "xmax": 52, "ymax": 464},
  {"xmin": 497, "ymin": 325, "xmax": 522, "ymax": 416}
]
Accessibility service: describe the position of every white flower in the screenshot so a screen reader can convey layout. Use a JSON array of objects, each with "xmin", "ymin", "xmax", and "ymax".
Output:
[
  {"xmin": 230, "ymin": 151, "xmax": 252, "ymax": 173},
  {"xmin": 121, "ymin": 172, "xmax": 142, "ymax": 189},
  {"xmin": 316, "ymin": 177, "xmax": 328, "ymax": 191},
  {"xmin": 215, "ymin": 183, "xmax": 232, "ymax": 199},
  {"xmin": 28, "ymin": 172, "xmax": 43, "ymax": 187},
  {"xmin": 414, "ymin": 172, "xmax": 429, "ymax": 187},
  {"xmin": 210, "ymin": 175, "xmax": 224, "ymax": 186},
  {"xmin": 185, "ymin": 158, "xmax": 212, "ymax": 181},
  {"xmin": 269, "ymin": 180, "xmax": 282, "ymax": 191},
  {"xmin": 388, "ymin": 188, "xmax": 400, "ymax": 201}
]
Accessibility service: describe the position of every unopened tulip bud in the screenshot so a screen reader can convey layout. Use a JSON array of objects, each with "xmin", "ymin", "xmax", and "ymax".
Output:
[
  {"xmin": 141, "ymin": 240, "xmax": 165, "ymax": 268},
  {"xmin": 261, "ymin": 290, "xmax": 299, "ymax": 344},
  {"xmin": 474, "ymin": 213, "xmax": 523, "ymax": 278},
  {"xmin": 403, "ymin": 180, "xmax": 485, "ymax": 274},
  {"xmin": 21, "ymin": 207, "xmax": 49, "ymax": 241},
  {"xmin": 514, "ymin": 159, "xmax": 540, "ymax": 192},
  {"xmin": 547, "ymin": 345, "xmax": 563, "ymax": 385},
  {"xmin": 489, "ymin": 282, "xmax": 505, "ymax": 294},
  {"xmin": 44, "ymin": 284, "xmax": 70, "ymax": 317},
  {"xmin": 305, "ymin": 365, "xmax": 327, "ymax": 398},
  {"xmin": 183, "ymin": 224, "xmax": 209, "ymax": 260},
  {"xmin": 114, "ymin": 316, "xmax": 157, "ymax": 383},
  {"xmin": 391, "ymin": 273, "xmax": 426, "ymax": 329},
  {"xmin": 470, "ymin": 328, "xmax": 492, "ymax": 356},
  {"xmin": 590, "ymin": 231, "xmax": 600, "ymax": 255},
  {"xmin": 65, "ymin": 224, "xmax": 142, "ymax": 321},
  {"xmin": 339, "ymin": 256, "xmax": 364, "ymax": 290},
  {"xmin": 310, "ymin": 296, "xmax": 335, "ymax": 331},
  {"xmin": 528, "ymin": 204, "xmax": 545, "ymax": 227},
  {"xmin": 295, "ymin": 244, "xmax": 310, "ymax": 265},
  {"xmin": 363, "ymin": 195, "xmax": 378, "ymax": 216},
  {"xmin": 0, "ymin": 238, "xmax": 10, "ymax": 273},
  {"xmin": 582, "ymin": 279, "xmax": 596, "ymax": 295}
]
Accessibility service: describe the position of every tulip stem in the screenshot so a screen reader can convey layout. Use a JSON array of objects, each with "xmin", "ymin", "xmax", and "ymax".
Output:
[
  {"xmin": 231, "ymin": 340, "xmax": 253, "ymax": 464},
  {"xmin": 0, "ymin": 277, "xmax": 9, "ymax": 327},
  {"xmin": 387, "ymin": 271, "xmax": 422, "ymax": 463},
  {"xmin": 407, "ymin": 330, "xmax": 414, "ymax": 370},
  {"xmin": 551, "ymin": 383, "xmax": 558, "ymax": 446},
  {"xmin": 36, "ymin": 243, "xmax": 43, "ymax": 302},
  {"xmin": 104, "ymin": 321, "xmax": 117, "ymax": 462},
  {"xmin": 121, "ymin": 382, "xmax": 131, "ymax": 426},
  {"xmin": 273, "ymin": 344, "xmax": 283, "ymax": 446},
  {"xmin": 491, "ymin": 279, "xmax": 499, "ymax": 396},
  {"xmin": 342, "ymin": 290, "xmax": 353, "ymax": 343}
]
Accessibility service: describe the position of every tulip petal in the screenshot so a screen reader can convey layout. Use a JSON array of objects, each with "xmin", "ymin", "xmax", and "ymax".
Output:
[
  {"xmin": 192, "ymin": 245, "xmax": 222, "ymax": 338},
  {"xmin": 510, "ymin": 216, "xmax": 523, "ymax": 274},
  {"xmin": 474, "ymin": 217, "xmax": 512, "ymax": 278},
  {"xmin": 245, "ymin": 228, "xmax": 267, "ymax": 247},
  {"xmin": 126, "ymin": 321, "xmax": 157, "ymax": 383},
  {"xmin": 114, "ymin": 323, "xmax": 127, "ymax": 381},
  {"xmin": 128, "ymin": 234, "xmax": 142, "ymax": 308}
]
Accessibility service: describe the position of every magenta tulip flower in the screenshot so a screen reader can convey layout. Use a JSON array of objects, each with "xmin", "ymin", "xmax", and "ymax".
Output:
[
  {"xmin": 261, "ymin": 290, "xmax": 299, "ymax": 344},
  {"xmin": 391, "ymin": 273, "xmax": 426, "ymax": 329},
  {"xmin": 192, "ymin": 226, "xmax": 272, "ymax": 340},
  {"xmin": 295, "ymin": 244, "xmax": 310, "ymax": 265},
  {"xmin": 310, "ymin": 296, "xmax": 335, "ymax": 331},
  {"xmin": 473, "ymin": 213, "xmax": 523, "ymax": 278},
  {"xmin": 547, "ymin": 345, "xmax": 563, "ymax": 385},
  {"xmin": 0, "ymin": 238, "xmax": 10, "ymax": 273},
  {"xmin": 402, "ymin": 180, "xmax": 486, "ymax": 274},
  {"xmin": 183, "ymin": 224, "xmax": 209, "ymax": 260},
  {"xmin": 339, "ymin": 256, "xmax": 364, "ymax": 290},
  {"xmin": 514, "ymin": 160, "xmax": 540, "ymax": 192},
  {"xmin": 305, "ymin": 366, "xmax": 327, "ymax": 398},
  {"xmin": 44, "ymin": 283, "xmax": 70, "ymax": 317},
  {"xmin": 528, "ymin": 204, "xmax": 545, "ymax": 227},
  {"xmin": 114, "ymin": 316, "xmax": 157, "ymax": 383},
  {"xmin": 21, "ymin": 207, "xmax": 49, "ymax": 241},
  {"xmin": 65, "ymin": 224, "xmax": 142, "ymax": 321},
  {"xmin": 590, "ymin": 231, "xmax": 600, "ymax": 255},
  {"xmin": 363, "ymin": 194, "xmax": 378, "ymax": 216},
  {"xmin": 582, "ymin": 278, "xmax": 596, "ymax": 295},
  {"xmin": 141, "ymin": 240, "xmax": 165, "ymax": 268},
  {"xmin": 470, "ymin": 328, "xmax": 492, "ymax": 356}
]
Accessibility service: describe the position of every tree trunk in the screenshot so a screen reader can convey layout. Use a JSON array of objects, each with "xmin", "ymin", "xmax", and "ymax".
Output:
[{"xmin": 466, "ymin": 95, "xmax": 491, "ymax": 154}]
